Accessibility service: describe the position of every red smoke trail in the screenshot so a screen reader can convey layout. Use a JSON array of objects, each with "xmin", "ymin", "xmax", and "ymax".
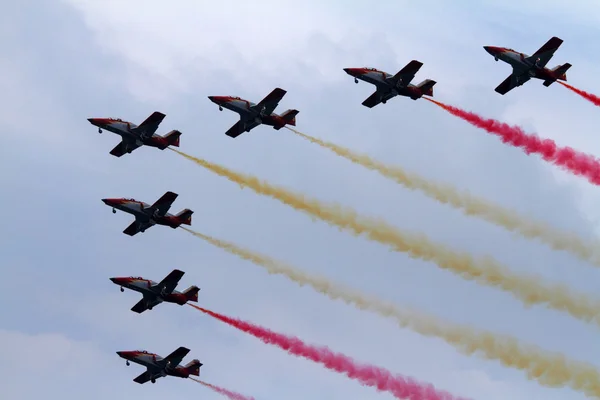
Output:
[
  {"xmin": 558, "ymin": 81, "xmax": 600, "ymax": 107},
  {"xmin": 191, "ymin": 378, "xmax": 255, "ymax": 400},
  {"xmin": 190, "ymin": 305, "xmax": 469, "ymax": 400},
  {"xmin": 424, "ymin": 97, "xmax": 600, "ymax": 185}
]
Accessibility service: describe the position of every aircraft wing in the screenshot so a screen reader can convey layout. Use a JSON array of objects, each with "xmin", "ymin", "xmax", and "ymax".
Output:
[
  {"xmin": 154, "ymin": 269, "xmax": 185, "ymax": 294},
  {"xmin": 131, "ymin": 298, "xmax": 151, "ymax": 313},
  {"xmin": 130, "ymin": 295, "xmax": 162, "ymax": 313},
  {"xmin": 123, "ymin": 218, "xmax": 155, "ymax": 236},
  {"xmin": 494, "ymin": 73, "xmax": 531, "ymax": 95},
  {"xmin": 389, "ymin": 60, "xmax": 423, "ymax": 86},
  {"xmin": 252, "ymin": 88, "xmax": 287, "ymax": 116},
  {"xmin": 160, "ymin": 346, "xmax": 190, "ymax": 368},
  {"xmin": 109, "ymin": 140, "xmax": 141, "ymax": 157},
  {"xmin": 225, "ymin": 119, "xmax": 261, "ymax": 138},
  {"xmin": 529, "ymin": 36, "xmax": 563, "ymax": 68},
  {"xmin": 361, "ymin": 90, "xmax": 397, "ymax": 108},
  {"xmin": 133, "ymin": 371, "xmax": 153, "ymax": 384},
  {"xmin": 149, "ymin": 191, "xmax": 178, "ymax": 216},
  {"xmin": 132, "ymin": 111, "xmax": 166, "ymax": 139}
]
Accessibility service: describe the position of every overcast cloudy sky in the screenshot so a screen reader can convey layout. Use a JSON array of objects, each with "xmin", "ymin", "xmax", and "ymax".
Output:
[{"xmin": 2, "ymin": 1, "xmax": 600, "ymax": 399}]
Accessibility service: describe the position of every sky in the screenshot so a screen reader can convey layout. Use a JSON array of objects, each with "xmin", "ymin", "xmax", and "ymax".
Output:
[{"xmin": 2, "ymin": 1, "xmax": 600, "ymax": 399}]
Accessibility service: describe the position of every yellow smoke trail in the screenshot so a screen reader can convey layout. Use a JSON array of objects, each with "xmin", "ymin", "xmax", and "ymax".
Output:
[
  {"xmin": 170, "ymin": 148, "xmax": 600, "ymax": 325},
  {"xmin": 183, "ymin": 227, "xmax": 600, "ymax": 397},
  {"xmin": 285, "ymin": 126, "xmax": 600, "ymax": 266}
]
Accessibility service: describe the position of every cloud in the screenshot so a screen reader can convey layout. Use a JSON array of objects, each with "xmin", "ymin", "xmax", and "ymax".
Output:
[{"xmin": 2, "ymin": 1, "xmax": 599, "ymax": 399}]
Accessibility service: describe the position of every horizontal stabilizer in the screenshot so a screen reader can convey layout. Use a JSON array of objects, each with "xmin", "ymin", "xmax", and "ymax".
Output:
[
  {"xmin": 185, "ymin": 359, "xmax": 202, "ymax": 376},
  {"xmin": 183, "ymin": 286, "xmax": 200, "ymax": 302},
  {"xmin": 176, "ymin": 209, "xmax": 193, "ymax": 226},
  {"xmin": 280, "ymin": 109, "xmax": 299, "ymax": 126},
  {"xmin": 416, "ymin": 79, "xmax": 436, "ymax": 97},
  {"xmin": 551, "ymin": 62, "xmax": 571, "ymax": 81},
  {"xmin": 164, "ymin": 130, "xmax": 182, "ymax": 147}
]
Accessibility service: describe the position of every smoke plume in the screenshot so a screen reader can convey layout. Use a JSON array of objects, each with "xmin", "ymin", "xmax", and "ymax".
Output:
[{"xmin": 183, "ymin": 227, "xmax": 600, "ymax": 398}]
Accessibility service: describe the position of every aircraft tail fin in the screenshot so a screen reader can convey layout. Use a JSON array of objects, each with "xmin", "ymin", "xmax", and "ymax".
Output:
[
  {"xmin": 176, "ymin": 209, "xmax": 193, "ymax": 226},
  {"xmin": 185, "ymin": 359, "xmax": 202, "ymax": 377},
  {"xmin": 164, "ymin": 130, "xmax": 182, "ymax": 147},
  {"xmin": 552, "ymin": 63, "xmax": 571, "ymax": 81},
  {"xmin": 280, "ymin": 109, "xmax": 299, "ymax": 126},
  {"xmin": 183, "ymin": 286, "xmax": 200, "ymax": 302},
  {"xmin": 543, "ymin": 63, "xmax": 571, "ymax": 87},
  {"xmin": 416, "ymin": 79, "xmax": 436, "ymax": 97}
]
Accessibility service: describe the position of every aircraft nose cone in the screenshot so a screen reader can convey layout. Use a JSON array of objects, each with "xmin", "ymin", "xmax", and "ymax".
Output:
[
  {"xmin": 483, "ymin": 46, "xmax": 497, "ymax": 56},
  {"xmin": 102, "ymin": 198, "xmax": 119, "ymax": 206},
  {"xmin": 109, "ymin": 277, "xmax": 118, "ymax": 283},
  {"xmin": 208, "ymin": 96, "xmax": 227, "ymax": 105},
  {"xmin": 343, "ymin": 68, "xmax": 359, "ymax": 76},
  {"xmin": 117, "ymin": 350, "xmax": 136, "ymax": 358}
]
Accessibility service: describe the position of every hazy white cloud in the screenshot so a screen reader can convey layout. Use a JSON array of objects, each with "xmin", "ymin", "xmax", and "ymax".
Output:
[{"xmin": 2, "ymin": 1, "xmax": 600, "ymax": 399}]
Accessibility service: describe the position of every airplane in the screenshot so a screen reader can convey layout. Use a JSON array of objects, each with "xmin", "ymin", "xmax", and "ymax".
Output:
[
  {"xmin": 87, "ymin": 111, "xmax": 182, "ymax": 157},
  {"xmin": 483, "ymin": 36, "xmax": 572, "ymax": 95},
  {"xmin": 117, "ymin": 347, "xmax": 202, "ymax": 384},
  {"xmin": 102, "ymin": 191, "xmax": 193, "ymax": 236},
  {"xmin": 110, "ymin": 269, "xmax": 200, "ymax": 313},
  {"xmin": 208, "ymin": 88, "xmax": 299, "ymax": 138},
  {"xmin": 343, "ymin": 60, "xmax": 436, "ymax": 108}
]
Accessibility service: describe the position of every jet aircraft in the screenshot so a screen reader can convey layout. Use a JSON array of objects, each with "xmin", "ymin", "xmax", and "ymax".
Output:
[
  {"xmin": 102, "ymin": 191, "xmax": 193, "ymax": 236},
  {"xmin": 484, "ymin": 36, "xmax": 572, "ymax": 95},
  {"xmin": 343, "ymin": 60, "xmax": 436, "ymax": 108},
  {"xmin": 117, "ymin": 347, "xmax": 202, "ymax": 384},
  {"xmin": 208, "ymin": 88, "xmax": 299, "ymax": 138},
  {"xmin": 110, "ymin": 269, "xmax": 200, "ymax": 313},
  {"xmin": 88, "ymin": 111, "xmax": 181, "ymax": 157}
]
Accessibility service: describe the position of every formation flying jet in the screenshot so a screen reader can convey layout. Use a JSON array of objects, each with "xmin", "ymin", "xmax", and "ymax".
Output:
[
  {"xmin": 102, "ymin": 191, "xmax": 193, "ymax": 236},
  {"xmin": 484, "ymin": 36, "xmax": 572, "ymax": 95},
  {"xmin": 208, "ymin": 88, "xmax": 299, "ymax": 138},
  {"xmin": 110, "ymin": 269, "xmax": 200, "ymax": 313},
  {"xmin": 343, "ymin": 60, "xmax": 436, "ymax": 108},
  {"xmin": 117, "ymin": 347, "xmax": 202, "ymax": 384},
  {"xmin": 88, "ymin": 111, "xmax": 182, "ymax": 157}
]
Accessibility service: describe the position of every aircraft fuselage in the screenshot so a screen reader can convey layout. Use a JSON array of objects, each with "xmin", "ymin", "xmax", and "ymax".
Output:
[
  {"xmin": 208, "ymin": 96, "xmax": 287, "ymax": 128},
  {"xmin": 109, "ymin": 276, "xmax": 188, "ymax": 304},
  {"xmin": 116, "ymin": 351, "xmax": 190, "ymax": 378},
  {"xmin": 87, "ymin": 118, "xmax": 169, "ymax": 149},
  {"xmin": 485, "ymin": 47, "xmax": 559, "ymax": 81},
  {"xmin": 346, "ymin": 68, "xmax": 423, "ymax": 99},
  {"xmin": 101, "ymin": 198, "xmax": 178, "ymax": 228}
]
